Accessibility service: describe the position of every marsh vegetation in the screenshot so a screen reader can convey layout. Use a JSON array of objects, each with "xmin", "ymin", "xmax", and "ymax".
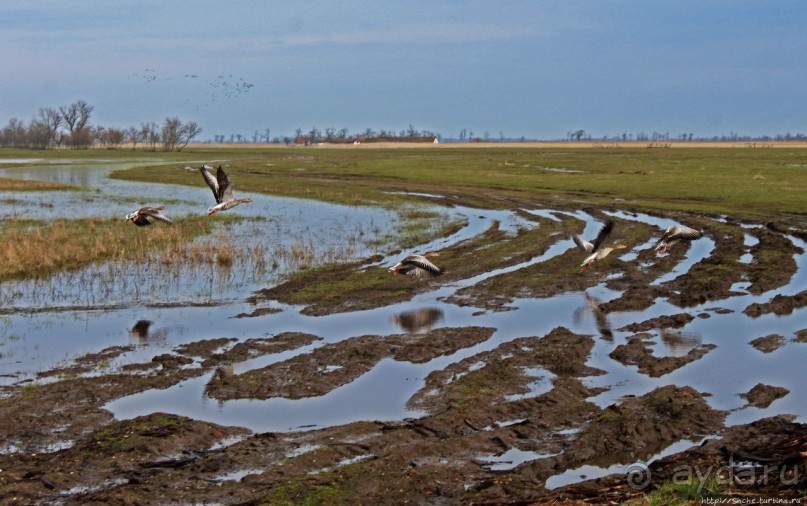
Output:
[{"xmin": 0, "ymin": 146, "xmax": 804, "ymax": 504}]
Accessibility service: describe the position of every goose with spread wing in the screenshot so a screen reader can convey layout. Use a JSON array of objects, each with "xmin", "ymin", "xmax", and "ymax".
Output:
[
  {"xmin": 572, "ymin": 220, "xmax": 627, "ymax": 271},
  {"xmin": 655, "ymin": 224, "xmax": 703, "ymax": 254},
  {"xmin": 199, "ymin": 164, "xmax": 253, "ymax": 215},
  {"xmin": 126, "ymin": 206, "xmax": 173, "ymax": 226},
  {"xmin": 388, "ymin": 253, "xmax": 444, "ymax": 278}
]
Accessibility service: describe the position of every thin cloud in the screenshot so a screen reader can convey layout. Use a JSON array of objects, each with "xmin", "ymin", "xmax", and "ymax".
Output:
[{"xmin": 280, "ymin": 22, "xmax": 541, "ymax": 47}]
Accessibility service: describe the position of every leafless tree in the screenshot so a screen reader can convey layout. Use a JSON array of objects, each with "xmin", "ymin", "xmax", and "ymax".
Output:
[
  {"xmin": 37, "ymin": 107, "xmax": 62, "ymax": 148},
  {"xmin": 161, "ymin": 117, "xmax": 182, "ymax": 151},
  {"xmin": 60, "ymin": 100, "xmax": 94, "ymax": 148},
  {"xmin": 27, "ymin": 119, "xmax": 52, "ymax": 149},
  {"xmin": 139, "ymin": 122, "xmax": 160, "ymax": 151},
  {"xmin": 126, "ymin": 126, "xmax": 142, "ymax": 150},
  {"xmin": 177, "ymin": 121, "xmax": 201, "ymax": 151},
  {"xmin": 103, "ymin": 127, "xmax": 126, "ymax": 149},
  {"xmin": 0, "ymin": 118, "xmax": 27, "ymax": 147}
]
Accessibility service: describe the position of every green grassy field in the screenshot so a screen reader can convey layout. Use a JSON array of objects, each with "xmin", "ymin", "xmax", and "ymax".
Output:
[
  {"xmin": 104, "ymin": 146, "xmax": 807, "ymax": 218},
  {"xmin": 2, "ymin": 145, "xmax": 805, "ymax": 217}
]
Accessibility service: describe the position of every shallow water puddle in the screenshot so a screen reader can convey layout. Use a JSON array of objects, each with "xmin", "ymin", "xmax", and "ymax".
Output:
[
  {"xmin": 479, "ymin": 447, "xmax": 559, "ymax": 471},
  {"xmin": 1, "ymin": 162, "xmax": 806, "ymax": 492},
  {"xmin": 545, "ymin": 436, "xmax": 714, "ymax": 490}
]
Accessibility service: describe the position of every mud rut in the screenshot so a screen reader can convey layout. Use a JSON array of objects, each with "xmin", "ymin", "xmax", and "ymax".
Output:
[{"xmin": 1, "ymin": 204, "xmax": 805, "ymax": 504}]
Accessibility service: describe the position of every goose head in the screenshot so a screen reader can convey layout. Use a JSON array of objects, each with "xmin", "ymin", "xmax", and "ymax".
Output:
[{"xmin": 125, "ymin": 211, "xmax": 138, "ymax": 221}]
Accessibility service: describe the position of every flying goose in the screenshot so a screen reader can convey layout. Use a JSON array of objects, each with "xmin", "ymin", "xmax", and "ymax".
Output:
[
  {"xmin": 126, "ymin": 206, "xmax": 173, "ymax": 226},
  {"xmin": 388, "ymin": 253, "xmax": 444, "ymax": 277},
  {"xmin": 199, "ymin": 164, "xmax": 253, "ymax": 215},
  {"xmin": 572, "ymin": 220, "xmax": 627, "ymax": 271},
  {"xmin": 655, "ymin": 225, "xmax": 703, "ymax": 254}
]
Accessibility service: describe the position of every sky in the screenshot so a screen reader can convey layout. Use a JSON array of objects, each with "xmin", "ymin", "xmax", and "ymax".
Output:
[{"xmin": 2, "ymin": 0, "xmax": 807, "ymax": 141}]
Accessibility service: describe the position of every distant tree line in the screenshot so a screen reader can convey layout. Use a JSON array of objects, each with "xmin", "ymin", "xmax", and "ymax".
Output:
[
  {"xmin": 566, "ymin": 130, "xmax": 807, "ymax": 143},
  {"xmin": 207, "ymin": 125, "xmax": 439, "ymax": 145},
  {"xmin": 0, "ymin": 100, "xmax": 202, "ymax": 151}
]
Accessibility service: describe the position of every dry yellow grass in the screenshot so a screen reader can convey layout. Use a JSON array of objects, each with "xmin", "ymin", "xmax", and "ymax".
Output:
[
  {"xmin": 0, "ymin": 217, "xmax": 216, "ymax": 281},
  {"xmin": 0, "ymin": 177, "xmax": 74, "ymax": 191}
]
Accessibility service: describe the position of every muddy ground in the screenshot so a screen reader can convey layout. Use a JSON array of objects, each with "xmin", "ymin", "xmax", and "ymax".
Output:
[{"xmin": 1, "ymin": 201, "xmax": 805, "ymax": 504}]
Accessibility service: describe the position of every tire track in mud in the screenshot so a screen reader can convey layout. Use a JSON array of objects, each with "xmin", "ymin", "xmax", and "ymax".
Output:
[{"xmin": 2, "ymin": 204, "xmax": 805, "ymax": 504}]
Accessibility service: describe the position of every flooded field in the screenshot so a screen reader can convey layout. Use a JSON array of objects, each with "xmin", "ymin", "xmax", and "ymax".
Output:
[{"xmin": 0, "ymin": 157, "xmax": 804, "ymax": 504}]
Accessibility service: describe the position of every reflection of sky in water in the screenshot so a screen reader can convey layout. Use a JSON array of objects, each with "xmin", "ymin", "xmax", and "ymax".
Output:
[
  {"xmin": 1, "ymin": 161, "xmax": 806, "ymax": 474},
  {"xmin": 0, "ymin": 162, "xmax": 453, "ymax": 308}
]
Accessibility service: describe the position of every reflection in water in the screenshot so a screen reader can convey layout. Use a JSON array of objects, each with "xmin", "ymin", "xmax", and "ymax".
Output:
[
  {"xmin": 659, "ymin": 329, "xmax": 702, "ymax": 356},
  {"xmin": 573, "ymin": 293, "xmax": 613, "ymax": 341},
  {"xmin": 128, "ymin": 319, "xmax": 168, "ymax": 345},
  {"xmin": 0, "ymin": 162, "xmax": 414, "ymax": 309},
  {"xmin": 130, "ymin": 320, "xmax": 153, "ymax": 338},
  {"xmin": 392, "ymin": 308, "xmax": 444, "ymax": 334},
  {"xmin": 2, "ymin": 160, "xmax": 807, "ymax": 490}
]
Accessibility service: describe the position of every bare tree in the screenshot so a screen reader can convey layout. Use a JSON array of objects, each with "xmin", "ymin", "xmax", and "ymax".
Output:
[
  {"xmin": 126, "ymin": 126, "xmax": 142, "ymax": 150},
  {"xmin": 60, "ymin": 100, "xmax": 94, "ymax": 148},
  {"xmin": 177, "ymin": 121, "xmax": 201, "ymax": 151},
  {"xmin": 104, "ymin": 127, "xmax": 126, "ymax": 149},
  {"xmin": 161, "ymin": 117, "xmax": 182, "ymax": 151},
  {"xmin": 27, "ymin": 119, "xmax": 51, "ymax": 149},
  {"xmin": 1, "ymin": 118, "xmax": 27, "ymax": 147},
  {"xmin": 37, "ymin": 107, "xmax": 62, "ymax": 148}
]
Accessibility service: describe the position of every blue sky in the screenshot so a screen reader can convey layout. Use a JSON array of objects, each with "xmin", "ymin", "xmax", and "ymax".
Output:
[{"xmin": 2, "ymin": 1, "xmax": 806, "ymax": 140}]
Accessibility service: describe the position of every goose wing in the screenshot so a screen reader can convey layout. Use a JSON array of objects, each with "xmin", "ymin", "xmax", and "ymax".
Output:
[
  {"xmin": 400, "ymin": 255, "xmax": 444, "ymax": 276},
  {"xmin": 139, "ymin": 207, "xmax": 173, "ymax": 224},
  {"xmin": 674, "ymin": 225, "xmax": 703, "ymax": 240},
  {"xmin": 657, "ymin": 224, "xmax": 701, "ymax": 246},
  {"xmin": 199, "ymin": 165, "xmax": 221, "ymax": 203},
  {"xmin": 590, "ymin": 220, "xmax": 614, "ymax": 253},
  {"xmin": 571, "ymin": 233, "xmax": 594, "ymax": 253},
  {"xmin": 216, "ymin": 166, "xmax": 234, "ymax": 202},
  {"xmin": 131, "ymin": 214, "xmax": 152, "ymax": 226}
]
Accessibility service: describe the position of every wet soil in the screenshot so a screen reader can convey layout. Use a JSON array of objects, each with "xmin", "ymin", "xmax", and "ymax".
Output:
[
  {"xmin": 3, "ymin": 320, "xmax": 797, "ymax": 504},
  {"xmin": 547, "ymin": 416, "xmax": 806, "ymax": 503},
  {"xmin": 744, "ymin": 290, "xmax": 807, "ymax": 317},
  {"xmin": 742, "ymin": 384, "xmax": 790, "ymax": 409},
  {"xmin": 1, "ymin": 201, "xmax": 805, "ymax": 504},
  {"xmin": 609, "ymin": 336, "xmax": 716, "ymax": 377},
  {"xmin": 749, "ymin": 334, "xmax": 786, "ymax": 354}
]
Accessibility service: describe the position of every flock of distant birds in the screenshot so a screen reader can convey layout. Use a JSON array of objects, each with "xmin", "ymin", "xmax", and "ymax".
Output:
[
  {"xmin": 126, "ymin": 165, "xmax": 703, "ymax": 276},
  {"xmin": 131, "ymin": 69, "xmax": 255, "ymax": 110}
]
